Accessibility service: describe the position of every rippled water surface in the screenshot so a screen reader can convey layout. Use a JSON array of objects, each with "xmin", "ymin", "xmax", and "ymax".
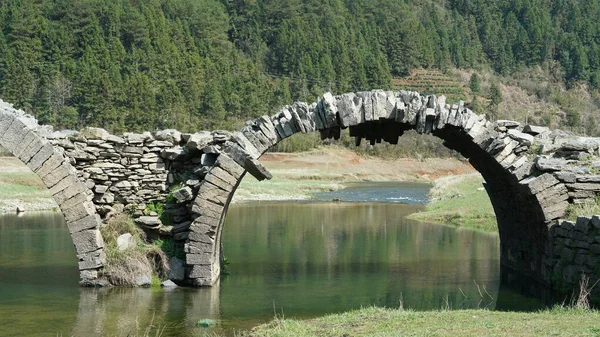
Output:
[{"xmin": 0, "ymin": 182, "xmax": 547, "ymax": 336}]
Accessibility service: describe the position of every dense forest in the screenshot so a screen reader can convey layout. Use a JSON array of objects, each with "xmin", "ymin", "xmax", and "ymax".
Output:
[{"xmin": 0, "ymin": 0, "xmax": 599, "ymax": 133}]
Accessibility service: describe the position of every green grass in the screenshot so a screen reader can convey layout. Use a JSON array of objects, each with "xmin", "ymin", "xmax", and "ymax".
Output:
[
  {"xmin": 565, "ymin": 198, "xmax": 600, "ymax": 221},
  {"xmin": 0, "ymin": 159, "xmax": 56, "ymax": 210},
  {"xmin": 408, "ymin": 173, "xmax": 497, "ymax": 232},
  {"xmin": 100, "ymin": 214, "xmax": 170, "ymax": 286},
  {"xmin": 243, "ymin": 306, "xmax": 600, "ymax": 337},
  {"xmin": 0, "ymin": 172, "xmax": 50, "ymax": 200},
  {"xmin": 235, "ymin": 176, "xmax": 344, "ymax": 202}
]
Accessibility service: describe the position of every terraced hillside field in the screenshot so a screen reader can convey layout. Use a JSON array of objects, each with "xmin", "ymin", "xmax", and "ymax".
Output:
[{"xmin": 392, "ymin": 69, "xmax": 469, "ymax": 103}]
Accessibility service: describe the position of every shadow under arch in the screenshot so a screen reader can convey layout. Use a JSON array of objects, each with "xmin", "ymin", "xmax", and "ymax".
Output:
[
  {"xmin": 0, "ymin": 100, "xmax": 104, "ymax": 284},
  {"xmin": 185, "ymin": 91, "xmax": 567, "ymax": 288}
]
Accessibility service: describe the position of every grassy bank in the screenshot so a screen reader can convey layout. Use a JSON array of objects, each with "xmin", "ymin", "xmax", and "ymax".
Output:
[
  {"xmin": 0, "ymin": 157, "xmax": 56, "ymax": 211},
  {"xmin": 234, "ymin": 176, "xmax": 344, "ymax": 202},
  {"xmin": 408, "ymin": 173, "xmax": 497, "ymax": 232},
  {"xmin": 245, "ymin": 306, "xmax": 600, "ymax": 337}
]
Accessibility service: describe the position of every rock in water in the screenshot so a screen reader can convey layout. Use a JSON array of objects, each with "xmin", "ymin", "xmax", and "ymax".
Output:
[{"xmin": 161, "ymin": 280, "xmax": 178, "ymax": 288}]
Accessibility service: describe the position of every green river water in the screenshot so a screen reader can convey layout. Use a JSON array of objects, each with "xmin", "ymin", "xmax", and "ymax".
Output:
[{"xmin": 0, "ymin": 182, "xmax": 546, "ymax": 336}]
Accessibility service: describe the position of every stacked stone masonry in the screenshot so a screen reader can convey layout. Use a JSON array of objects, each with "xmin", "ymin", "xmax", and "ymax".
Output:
[{"xmin": 1, "ymin": 89, "xmax": 600, "ymax": 292}]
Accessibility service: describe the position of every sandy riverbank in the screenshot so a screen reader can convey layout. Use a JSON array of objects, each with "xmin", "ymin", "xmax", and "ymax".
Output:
[{"xmin": 233, "ymin": 147, "xmax": 474, "ymax": 202}]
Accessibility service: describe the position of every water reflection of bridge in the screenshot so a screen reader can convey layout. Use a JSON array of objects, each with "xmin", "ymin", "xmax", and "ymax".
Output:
[{"xmin": 73, "ymin": 285, "xmax": 220, "ymax": 336}]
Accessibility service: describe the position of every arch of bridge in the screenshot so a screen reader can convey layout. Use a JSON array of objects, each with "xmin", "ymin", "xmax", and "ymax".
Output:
[
  {"xmin": 185, "ymin": 91, "xmax": 600, "ymax": 288},
  {"xmin": 0, "ymin": 100, "xmax": 104, "ymax": 285}
]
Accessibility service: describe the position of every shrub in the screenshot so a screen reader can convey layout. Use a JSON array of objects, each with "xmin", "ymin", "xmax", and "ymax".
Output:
[{"xmin": 100, "ymin": 214, "xmax": 170, "ymax": 286}]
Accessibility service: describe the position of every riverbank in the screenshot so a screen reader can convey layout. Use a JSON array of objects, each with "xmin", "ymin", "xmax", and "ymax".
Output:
[
  {"xmin": 0, "ymin": 157, "xmax": 57, "ymax": 212},
  {"xmin": 244, "ymin": 306, "xmax": 600, "ymax": 337},
  {"xmin": 233, "ymin": 147, "xmax": 473, "ymax": 202},
  {"xmin": 408, "ymin": 173, "xmax": 497, "ymax": 232}
]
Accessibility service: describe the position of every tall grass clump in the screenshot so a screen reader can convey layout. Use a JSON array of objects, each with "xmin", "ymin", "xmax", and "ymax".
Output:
[
  {"xmin": 100, "ymin": 214, "xmax": 169, "ymax": 286},
  {"xmin": 565, "ymin": 198, "xmax": 600, "ymax": 221}
]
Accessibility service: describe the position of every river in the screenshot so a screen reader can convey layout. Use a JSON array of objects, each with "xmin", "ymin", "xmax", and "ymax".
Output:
[{"xmin": 0, "ymin": 182, "xmax": 547, "ymax": 336}]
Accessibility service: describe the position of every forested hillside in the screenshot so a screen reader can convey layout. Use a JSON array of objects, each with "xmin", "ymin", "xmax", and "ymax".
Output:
[{"xmin": 0, "ymin": 0, "xmax": 599, "ymax": 133}]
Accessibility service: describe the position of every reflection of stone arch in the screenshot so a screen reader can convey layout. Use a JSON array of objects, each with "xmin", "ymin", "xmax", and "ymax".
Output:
[
  {"xmin": 185, "ymin": 90, "xmax": 599, "ymax": 291},
  {"xmin": 0, "ymin": 101, "xmax": 103, "ymax": 285}
]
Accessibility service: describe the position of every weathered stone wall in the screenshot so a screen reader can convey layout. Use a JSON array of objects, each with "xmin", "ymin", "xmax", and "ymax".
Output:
[{"xmin": 547, "ymin": 216, "xmax": 600, "ymax": 288}]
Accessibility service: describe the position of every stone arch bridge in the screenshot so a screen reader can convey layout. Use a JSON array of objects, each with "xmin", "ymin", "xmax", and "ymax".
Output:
[{"xmin": 1, "ymin": 90, "xmax": 599, "ymax": 291}]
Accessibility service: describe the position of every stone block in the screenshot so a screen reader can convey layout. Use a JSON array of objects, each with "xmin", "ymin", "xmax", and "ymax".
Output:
[
  {"xmin": 191, "ymin": 214, "xmax": 220, "ymax": 228},
  {"xmin": 185, "ymin": 131, "xmax": 212, "ymax": 152},
  {"xmin": 592, "ymin": 215, "xmax": 600, "ymax": 230},
  {"xmin": 186, "ymin": 253, "xmax": 213, "ymax": 265},
  {"xmin": 54, "ymin": 182, "xmax": 87, "ymax": 205},
  {"xmin": 172, "ymin": 186, "xmax": 194, "ymax": 203},
  {"xmin": 188, "ymin": 265, "xmax": 212, "ymax": 279},
  {"xmin": 0, "ymin": 112, "xmax": 15, "ymax": 135},
  {"xmin": 543, "ymin": 200, "xmax": 569, "ymax": 221},
  {"xmin": 337, "ymin": 93, "xmax": 363, "ymax": 127},
  {"xmin": 204, "ymin": 172, "xmax": 233, "ymax": 191},
  {"xmin": 77, "ymin": 249, "xmax": 106, "ymax": 270},
  {"xmin": 575, "ymin": 216, "xmax": 592, "ymax": 234},
  {"xmin": 494, "ymin": 140, "xmax": 519, "ymax": 163},
  {"xmin": 197, "ymin": 181, "xmax": 229, "ymax": 206},
  {"xmin": 63, "ymin": 201, "xmax": 97, "ymax": 224},
  {"xmin": 41, "ymin": 162, "xmax": 73, "ymax": 188},
  {"xmin": 554, "ymin": 171, "xmax": 577, "ymax": 183},
  {"xmin": 191, "ymin": 199, "xmax": 224, "ymax": 220},
  {"xmin": 577, "ymin": 175, "xmax": 600, "ymax": 183},
  {"xmin": 209, "ymin": 167, "xmax": 237, "ymax": 186},
  {"xmin": 188, "ymin": 230, "xmax": 216, "ymax": 244},
  {"xmin": 60, "ymin": 192, "xmax": 89, "ymax": 211},
  {"xmin": 278, "ymin": 118, "xmax": 295, "ymax": 137},
  {"xmin": 154, "ymin": 129, "xmax": 182, "ymax": 144},
  {"xmin": 372, "ymin": 90, "xmax": 396, "ymax": 120},
  {"xmin": 80, "ymin": 127, "xmax": 109, "ymax": 140},
  {"xmin": 521, "ymin": 173, "xmax": 559, "ymax": 195},
  {"xmin": 49, "ymin": 174, "xmax": 81, "ymax": 196},
  {"xmin": 18, "ymin": 137, "xmax": 44, "ymax": 163},
  {"xmin": 232, "ymin": 131, "xmax": 261, "ymax": 159},
  {"xmin": 536, "ymin": 158, "xmax": 571, "ymax": 172},
  {"xmin": 566, "ymin": 183, "xmax": 600, "ymax": 191},
  {"xmin": 222, "ymin": 142, "xmax": 271, "ymax": 181},
  {"xmin": 256, "ymin": 115, "xmax": 279, "ymax": 143},
  {"xmin": 0, "ymin": 118, "xmax": 28, "ymax": 153},
  {"xmin": 35, "ymin": 153, "xmax": 66, "ymax": 179},
  {"xmin": 67, "ymin": 213, "xmax": 101, "ymax": 234},
  {"xmin": 12, "ymin": 131, "xmax": 37, "ymax": 158},
  {"xmin": 507, "ymin": 129, "xmax": 534, "ymax": 145},
  {"xmin": 317, "ymin": 92, "xmax": 339, "ymax": 128},
  {"xmin": 560, "ymin": 220, "xmax": 575, "ymax": 231},
  {"xmin": 168, "ymin": 257, "xmax": 185, "ymax": 281},
  {"xmin": 27, "ymin": 143, "xmax": 55, "ymax": 172},
  {"xmin": 185, "ymin": 242, "xmax": 213, "ymax": 254},
  {"xmin": 72, "ymin": 229, "xmax": 104, "ymax": 255}
]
